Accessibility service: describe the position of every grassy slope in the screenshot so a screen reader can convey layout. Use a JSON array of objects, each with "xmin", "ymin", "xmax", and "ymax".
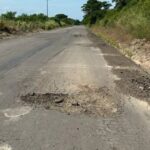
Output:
[
  {"xmin": 91, "ymin": 0, "xmax": 150, "ymax": 72},
  {"xmin": 99, "ymin": 0, "xmax": 150, "ymax": 39}
]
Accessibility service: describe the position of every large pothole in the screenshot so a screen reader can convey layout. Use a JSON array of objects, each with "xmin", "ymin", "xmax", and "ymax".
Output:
[{"xmin": 21, "ymin": 86, "xmax": 121, "ymax": 117}]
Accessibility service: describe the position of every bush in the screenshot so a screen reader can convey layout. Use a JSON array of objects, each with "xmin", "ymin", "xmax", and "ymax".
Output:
[
  {"xmin": 44, "ymin": 20, "xmax": 59, "ymax": 30},
  {"xmin": 0, "ymin": 12, "xmax": 78, "ymax": 33}
]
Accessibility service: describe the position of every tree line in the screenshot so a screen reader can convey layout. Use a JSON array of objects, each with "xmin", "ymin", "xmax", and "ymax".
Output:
[
  {"xmin": 0, "ymin": 12, "xmax": 81, "ymax": 26},
  {"xmin": 81, "ymin": 0, "xmax": 136, "ymax": 25}
]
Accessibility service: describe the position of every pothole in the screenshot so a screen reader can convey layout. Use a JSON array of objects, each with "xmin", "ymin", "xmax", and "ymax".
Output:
[
  {"xmin": 72, "ymin": 33, "xmax": 82, "ymax": 37},
  {"xmin": 21, "ymin": 86, "xmax": 121, "ymax": 117},
  {"xmin": 21, "ymin": 93, "xmax": 68, "ymax": 107}
]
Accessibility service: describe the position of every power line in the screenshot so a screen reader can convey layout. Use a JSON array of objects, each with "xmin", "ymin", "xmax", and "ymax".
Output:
[{"xmin": 47, "ymin": 0, "xmax": 49, "ymax": 17}]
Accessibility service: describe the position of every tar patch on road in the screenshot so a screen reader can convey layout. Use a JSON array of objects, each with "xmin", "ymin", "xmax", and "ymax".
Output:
[{"xmin": 21, "ymin": 86, "xmax": 121, "ymax": 117}]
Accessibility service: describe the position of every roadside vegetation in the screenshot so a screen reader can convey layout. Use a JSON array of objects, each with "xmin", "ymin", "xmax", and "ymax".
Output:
[
  {"xmin": 0, "ymin": 12, "xmax": 80, "ymax": 35},
  {"xmin": 82, "ymin": 0, "xmax": 150, "ymax": 39},
  {"xmin": 82, "ymin": 0, "xmax": 150, "ymax": 72}
]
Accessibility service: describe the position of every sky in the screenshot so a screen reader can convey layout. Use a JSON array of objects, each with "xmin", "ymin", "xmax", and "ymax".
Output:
[{"xmin": 0, "ymin": 0, "xmax": 112, "ymax": 20}]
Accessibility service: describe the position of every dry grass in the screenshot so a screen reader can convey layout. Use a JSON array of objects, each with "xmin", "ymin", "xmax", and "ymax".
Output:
[
  {"xmin": 92, "ymin": 25, "xmax": 133, "ymax": 44},
  {"xmin": 91, "ymin": 26, "xmax": 134, "ymax": 58},
  {"xmin": 91, "ymin": 25, "xmax": 150, "ymax": 72},
  {"xmin": 0, "ymin": 19, "xmax": 62, "ymax": 35}
]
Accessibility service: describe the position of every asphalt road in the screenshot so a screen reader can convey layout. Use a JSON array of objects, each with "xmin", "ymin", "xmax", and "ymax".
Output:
[{"xmin": 0, "ymin": 26, "xmax": 150, "ymax": 150}]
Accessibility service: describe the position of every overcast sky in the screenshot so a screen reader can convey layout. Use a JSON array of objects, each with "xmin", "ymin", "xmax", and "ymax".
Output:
[{"xmin": 0, "ymin": 0, "xmax": 112, "ymax": 20}]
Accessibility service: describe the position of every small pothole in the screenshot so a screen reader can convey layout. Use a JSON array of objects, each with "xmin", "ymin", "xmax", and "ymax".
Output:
[
  {"xmin": 21, "ymin": 93, "xmax": 68, "ymax": 107},
  {"xmin": 73, "ymin": 33, "xmax": 82, "ymax": 37}
]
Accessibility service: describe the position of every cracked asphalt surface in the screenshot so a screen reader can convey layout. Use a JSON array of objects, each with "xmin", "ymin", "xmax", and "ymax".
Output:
[{"xmin": 0, "ymin": 26, "xmax": 150, "ymax": 150}]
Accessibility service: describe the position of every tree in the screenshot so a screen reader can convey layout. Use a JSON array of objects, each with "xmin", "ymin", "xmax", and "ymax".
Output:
[
  {"xmin": 102, "ymin": 1, "xmax": 112, "ymax": 10},
  {"xmin": 82, "ymin": 0, "xmax": 111, "ymax": 25},
  {"xmin": 112, "ymin": 0, "xmax": 130, "ymax": 9},
  {"xmin": 74, "ymin": 20, "xmax": 81, "ymax": 25},
  {"xmin": 36, "ymin": 13, "xmax": 48, "ymax": 21},
  {"xmin": 1, "ymin": 11, "xmax": 16, "ymax": 20},
  {"xmin": 55, "ymin": 14, "xmax": 68, "ymax": 20},
  {"xmin": 17, "ymin": 14, "xmax": 29, "ymax": 21}
]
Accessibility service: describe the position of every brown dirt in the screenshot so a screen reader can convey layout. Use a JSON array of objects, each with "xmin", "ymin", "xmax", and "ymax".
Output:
[{"xmin": 114, "ymin": 69, "xmax": 150, "ymax": 101}]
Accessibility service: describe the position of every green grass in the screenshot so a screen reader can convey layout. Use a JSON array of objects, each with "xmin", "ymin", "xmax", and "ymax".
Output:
[{"xmin": 99, "ymin": 0, "xmax": 150, "ymax": 39}]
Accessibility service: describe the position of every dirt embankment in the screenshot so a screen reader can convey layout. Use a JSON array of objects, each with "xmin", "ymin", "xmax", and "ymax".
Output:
[
  {"xmin": 0, "ymin": 27, "xmax": 42, "ymax": 40},
  {"xmin": 91, "ymin": 26, "xmax": 150, "ymax": 74},
  {"xmin": 0, "ymin": 26, "xmax": 16, "ymax": 39},
  {"xmin": 127, "ymin": 39, "xmax": 150, "ymax": 72}
]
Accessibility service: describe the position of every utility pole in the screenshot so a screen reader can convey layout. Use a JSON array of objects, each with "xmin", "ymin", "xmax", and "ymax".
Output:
[{"xmin": 47, "ymin": 0, "xmax": 49, "ymax": 17}]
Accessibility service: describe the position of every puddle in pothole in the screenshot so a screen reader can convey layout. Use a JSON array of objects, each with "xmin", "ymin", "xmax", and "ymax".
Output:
[{"xmin": 21, "ymin": 86, "xmax": 122, "ymax": 117}]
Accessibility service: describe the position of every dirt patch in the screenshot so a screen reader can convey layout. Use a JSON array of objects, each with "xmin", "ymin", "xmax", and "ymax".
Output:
[
  {"xmin": 64, "ymin": 86, "xmax": 120, "ymax": 117},
  {"xmin": 0, "ymin": 25, "xmax": 18, "ymax": 39},
  {"xmin": 0, "ymin": 31, "xmax": 10, "ymax": 39},
  {"xmin": 73, "ymin": 33, "xmax": 82, "ymax": 38},
  {"xmin": 21, "ymin": 86, "xmax": 121, "ymax": 117},
  {"xmin": 129, "ymin": 39, "xmax": 150, "ymax": 73},
  {"xmin": 114, "ymin": 69, "xmax": 150, "ymax": 101},
  {"xmin": 21, "ymin": 93, "xmax": 68, "ymax": 108}
]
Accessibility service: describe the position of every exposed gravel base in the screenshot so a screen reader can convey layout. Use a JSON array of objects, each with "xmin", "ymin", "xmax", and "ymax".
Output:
[{"xmin": 21, "ymin": 86, "xmax": 121, "ymax": 117}]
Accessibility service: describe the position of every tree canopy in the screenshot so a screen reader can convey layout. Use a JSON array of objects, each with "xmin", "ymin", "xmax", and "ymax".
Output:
[
  {"xmin": 1, "ymin": 11, "xmax": 16, "ymax": 20},
  {"xmin": 112, "ymin": 0, "xmax": 131, "ymax": 9},
  {"xmin": 55, "ymin": 14, "xmax": 68, "ymax": 20},
  {"xmin": 0, "ymin": 12, "xmax": 80, "ymax": 26},
  {"xmin": 82, "ymin": 0, "xmax": 111, "ymax": 25}
]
